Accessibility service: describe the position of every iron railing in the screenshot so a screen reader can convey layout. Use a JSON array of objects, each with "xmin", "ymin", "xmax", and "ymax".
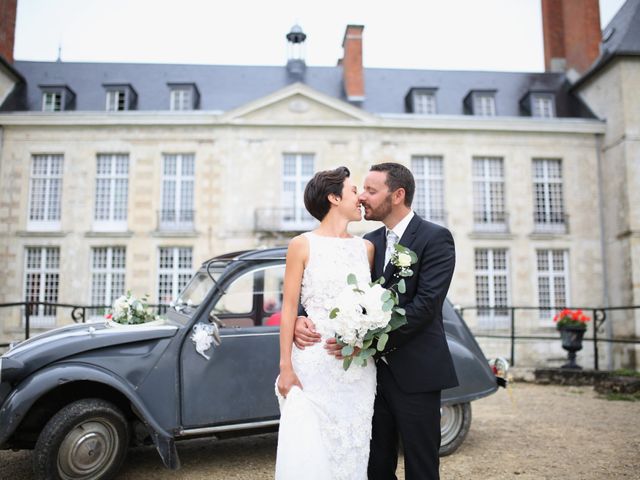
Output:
[
  {"xmin": 2, "ymin": 302, "xmax": 639, "ymax": 371},
  {"xmin": 457, "ymin": 305, "xmax": 640, "ymax": 370}
]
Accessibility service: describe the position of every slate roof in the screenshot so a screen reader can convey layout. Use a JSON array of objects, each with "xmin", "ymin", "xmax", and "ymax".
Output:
[
  {"xmin": 574, "ymin": 0, "xmax": 640, "ymax": 88},
  {"xmin": 2, "ymin": 59, "xmax": 594, "ymax": 118}
]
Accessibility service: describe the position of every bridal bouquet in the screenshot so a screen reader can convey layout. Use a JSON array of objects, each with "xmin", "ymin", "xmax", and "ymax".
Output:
[
  {"xmin": 105, "ymin": 291, "xmax": 161, "ymax": 325},
  {"xmin": 329, "ymin": 244, "xmax": 418, "ymax": 370}
]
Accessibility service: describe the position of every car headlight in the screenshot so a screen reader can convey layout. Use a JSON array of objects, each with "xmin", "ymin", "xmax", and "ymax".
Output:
[{"xmin": 0, "ymin": 357, "xmax": 24, "ymax": 384}]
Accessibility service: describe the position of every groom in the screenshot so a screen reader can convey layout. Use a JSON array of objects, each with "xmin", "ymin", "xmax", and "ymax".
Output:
[{"xmin": 294, "ymin": 162, "xmax": 458, "ymax": 480}]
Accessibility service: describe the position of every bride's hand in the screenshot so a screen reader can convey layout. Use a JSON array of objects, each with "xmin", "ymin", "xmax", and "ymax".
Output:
[
  {"xmin": 324, "ymin": 338, "xmax": 360, "ymax": 359},
  {"xmin": 278, "ymin": 367, "xmax": 303, "ymax": 398}
]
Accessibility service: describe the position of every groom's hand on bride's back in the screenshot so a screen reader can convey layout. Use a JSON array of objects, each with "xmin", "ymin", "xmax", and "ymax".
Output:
[{"xmin": 293, "ymin": 316, "xmax": 321, "ymax": 349}]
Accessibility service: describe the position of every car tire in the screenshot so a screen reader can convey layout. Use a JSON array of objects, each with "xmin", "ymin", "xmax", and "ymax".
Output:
[
  {"xmin": 33, "ymin": 398, "xmax": 129, "ymax": 480},
  {"xmin": 439, "ymin": 402, "xmax": 471, "ymax": 457}
]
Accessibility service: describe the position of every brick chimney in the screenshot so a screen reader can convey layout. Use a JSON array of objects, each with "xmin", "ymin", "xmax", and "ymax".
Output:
[
  {"xmin": 0, "ymin": 0, "xmax": 17, "ymax": 63},
  {"xmin": 541, "ymin": 0, "xmax": 601, "ymax": 74},
  {"xmin": 340, "ymin": 25, "xmax": 365, "ymax": 102}
]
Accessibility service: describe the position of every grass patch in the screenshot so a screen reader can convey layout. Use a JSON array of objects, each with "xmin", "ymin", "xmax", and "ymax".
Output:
[
  {"xmin": 613, "ymin": 369, "xmax": 640, "ymax": 378},
  {"xmin": 604, "ymin": 392, "xmax": 640, "ymax": 402}
]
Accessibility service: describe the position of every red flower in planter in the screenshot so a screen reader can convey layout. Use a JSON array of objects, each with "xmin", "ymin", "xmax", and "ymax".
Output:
[{"xmin": 554, "ymin": 308, "xmax": 590, "ymax": 329}]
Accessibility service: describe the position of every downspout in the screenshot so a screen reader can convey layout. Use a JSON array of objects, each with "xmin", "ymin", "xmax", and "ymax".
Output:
[{"xmin": 595, "ymin": 132, "xmax": 613, "ymax": 370}]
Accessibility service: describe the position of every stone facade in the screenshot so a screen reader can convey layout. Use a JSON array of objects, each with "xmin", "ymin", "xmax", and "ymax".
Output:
[
  {"xmin": 0, "ymin": 83, "xmax": 615, "ymax": 369},
  {"xmin": 576, "ymin": 58, "xmax": 640, "ymax": 367}
]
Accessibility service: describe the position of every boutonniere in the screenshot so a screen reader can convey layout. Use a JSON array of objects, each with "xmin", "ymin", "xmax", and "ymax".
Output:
[{"xmin": 389, "ymin": 244, "xmax": 418, "ymax": 292}]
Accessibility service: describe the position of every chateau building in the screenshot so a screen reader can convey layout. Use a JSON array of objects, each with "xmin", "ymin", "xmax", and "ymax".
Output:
[{"xmin": 0, "ymin": 0, "xmax": 638, "ymax": 368}]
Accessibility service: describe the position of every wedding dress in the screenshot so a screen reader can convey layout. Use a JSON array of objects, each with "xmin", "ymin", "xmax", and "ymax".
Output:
[{"xmin": 275, "ymin": 232, "xmax": 377, "ymax": 480}]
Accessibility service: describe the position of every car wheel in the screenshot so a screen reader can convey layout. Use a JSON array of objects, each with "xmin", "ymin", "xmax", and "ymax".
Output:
[
  {"xmin": 33, "ymin": 398, "xmax": 129, "ymax": 480},
  {"xmin": 439, "ymin": 402, "xmax": 471, "ymax": 456}
]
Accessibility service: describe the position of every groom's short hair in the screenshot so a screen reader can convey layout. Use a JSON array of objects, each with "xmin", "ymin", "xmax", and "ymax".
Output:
[
  {"xmin": 370, "ymin": 162, "xmax": 415, "ymax": 207},
  {"xmin": 304, "ymin": 166, "xmax": 351, "ymax": 221}
]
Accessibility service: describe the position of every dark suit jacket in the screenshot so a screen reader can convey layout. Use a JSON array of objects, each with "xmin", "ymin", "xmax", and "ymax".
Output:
[{"xmin": 365, "ymin": 214, "xmax": 459, "ymax": 393}]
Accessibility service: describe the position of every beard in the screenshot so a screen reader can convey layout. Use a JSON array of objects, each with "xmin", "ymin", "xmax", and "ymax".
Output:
[{"xmin": 363, "ymin": 194, "xmax": 392, "ymax": 221}]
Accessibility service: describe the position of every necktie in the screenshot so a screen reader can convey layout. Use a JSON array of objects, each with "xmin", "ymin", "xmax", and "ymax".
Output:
[{"xmin": 384, "ymin": 230, "xmax": 399, "ymax": 268}]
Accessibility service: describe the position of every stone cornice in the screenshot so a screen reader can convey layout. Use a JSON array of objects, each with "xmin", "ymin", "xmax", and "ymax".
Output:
[{"xmin": 0, "ymin": 111, "xmax": 606, "ymax": 134}]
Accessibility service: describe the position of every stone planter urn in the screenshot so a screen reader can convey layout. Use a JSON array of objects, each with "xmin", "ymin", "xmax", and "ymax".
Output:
[{"xmin": 558, "ymin": 325, "xmax": 587, "ymax": 369}]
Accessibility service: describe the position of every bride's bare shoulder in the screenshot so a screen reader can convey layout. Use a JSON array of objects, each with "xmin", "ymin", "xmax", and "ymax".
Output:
[{"xmin": 286, "ymin": 234, "xmax": 310, "ymax": 261}]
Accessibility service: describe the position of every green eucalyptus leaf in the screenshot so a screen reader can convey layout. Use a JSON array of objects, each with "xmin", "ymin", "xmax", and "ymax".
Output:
[
  {"xmin": 342, "ymin": 345, "xmax": 354, "ymax": 356},
  {"xmin": 377, "ymin": 333, "xmax": 389, "ymax": 351},
  {"xmin": 397, "ymin": 279, "xmax": 406, "ymax": 294},
  {"xmin": 342, "ymin": 357, "xmax": 353, "ymax": 371},
  {"xmin": 347, "ymin": 273, "xmax": 357, "ymax": 286},
  {"xmin": 383, "ymin": 299, "xmax": 394, "ymax": 312},
  {"xmin": 329, "ymin": 308, "xmax": 339, "ymax": 319},
  {"xmin": 394, "ymin": 307, "xmax": 406, "ymax": 315}
]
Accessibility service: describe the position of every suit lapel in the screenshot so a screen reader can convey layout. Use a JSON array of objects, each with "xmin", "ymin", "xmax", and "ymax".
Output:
[{"xmin": 382, "ymin": 214, "xmax": 422, "ymax": 286}]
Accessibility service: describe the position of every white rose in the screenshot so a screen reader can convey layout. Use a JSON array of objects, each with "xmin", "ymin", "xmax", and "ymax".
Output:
[
  {"xmin": 112, "ymin": 296, "xmax": 128, "ymax": 318},
  {"xmin": 397, "ymin": 253, "xmax": 412, "ymax": 268}
]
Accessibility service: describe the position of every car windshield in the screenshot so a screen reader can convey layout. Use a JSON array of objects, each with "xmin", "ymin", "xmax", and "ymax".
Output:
[{"xmin": 175, "ymin": 264, "xmax": 225, "ymax": 310}]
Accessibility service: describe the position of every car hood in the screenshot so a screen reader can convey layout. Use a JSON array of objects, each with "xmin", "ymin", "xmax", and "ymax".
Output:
[{"xmin": 1, "ymin": 321, "xmax": 179, "ymax": 383}]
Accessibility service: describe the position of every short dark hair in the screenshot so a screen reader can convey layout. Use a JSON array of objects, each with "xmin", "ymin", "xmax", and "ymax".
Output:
[
  {"xmin": 370, "ymin": 162, "xmax": 415, "ymax": 207},
  {"xmin": 304, "ymin": 166, "xmax": 351, "ymax": 221}
]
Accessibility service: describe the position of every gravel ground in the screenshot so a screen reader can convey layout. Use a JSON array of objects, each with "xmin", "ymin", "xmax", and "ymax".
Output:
[{"xmin": 1, "ymin": 382, "xmax": 639, "ymax": 479}]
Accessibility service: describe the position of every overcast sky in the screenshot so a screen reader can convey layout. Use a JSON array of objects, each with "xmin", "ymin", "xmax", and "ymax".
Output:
[{"xmin": 13, "ymin": 0, "xmax": 628, "ymax": 72}]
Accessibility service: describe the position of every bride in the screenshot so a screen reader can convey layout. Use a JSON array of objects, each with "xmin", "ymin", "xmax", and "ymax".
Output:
[{"xmin": 276, "ymin": 166, "xmax": 376, "ymax": 480}]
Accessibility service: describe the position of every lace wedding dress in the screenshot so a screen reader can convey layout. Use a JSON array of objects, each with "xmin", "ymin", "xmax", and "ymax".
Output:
[{"xmin": 275, "ymin": 232, "xmax": 377, "ymax": 480}]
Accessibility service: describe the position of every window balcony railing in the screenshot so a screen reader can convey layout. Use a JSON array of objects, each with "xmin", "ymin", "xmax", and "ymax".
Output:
[
  {"xmin": 254, "ymin": 207, "xmax": 318, "ymax": 233},
  {"xmin": 473, "ymin": 211, "xmax": 509, "ymax": 233},
  {"xmin": 533, "ymin": 213, "xmax": 569, "ymax": 234},
  {"xmin": 158, "ymin": 209, "xmax": 195, "ymax": 231}
]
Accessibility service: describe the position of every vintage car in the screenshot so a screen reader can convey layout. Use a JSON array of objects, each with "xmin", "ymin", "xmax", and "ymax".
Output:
[{"xmin": 0, "ymin": 247, "xmax": 505, "ymax": 480}]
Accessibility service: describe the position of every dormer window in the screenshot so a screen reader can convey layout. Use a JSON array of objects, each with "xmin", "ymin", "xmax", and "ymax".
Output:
[
  {"xmin": 519, "ymin": 91, "xmax": 556, "ymax": 118},
  {"xmin": 405, "ymin": 88, "xmax": 437, "ymax": 114},
  {"xmin": 104, "ymin": 84, "xmax": 137, "ymax": 111},
  {"xmin": 40, "ymin": 85, "xmax": 75, "ymax": 111},
  {"xmin": 531, "ymin": 93, "xmax": 555, "ymax": 118},
  {"xmin": 464, "ymin": 90, "xmax": 497, "ymax": 116},
  {"xmin": 168, "ymin": 83, "xmax": 199, "ymax": 111}
]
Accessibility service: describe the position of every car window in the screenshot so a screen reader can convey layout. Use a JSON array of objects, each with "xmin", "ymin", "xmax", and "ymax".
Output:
[
  {"xmin": 214, "ymin": 270, "xmax": 254, "ymax": 315},
  {"xmin": 212, "ymin": 264, "xmax": 285, "ymax": 328},
  {"xmin": 262, "ymin": 265, "xmax": 285, "ymax": 326},
  {"xmin": 178, "ymin": 269, "xmax": 221, "ymax": 307}
]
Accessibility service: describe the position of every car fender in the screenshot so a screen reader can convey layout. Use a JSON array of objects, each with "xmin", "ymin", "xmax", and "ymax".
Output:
[
  {"xmin": 0, "ymin": 362, "xmax": 180, "ymax": 470},
  {"xmin": 443, "ymin": 336, "xmax": 499, "ymax": 405}
]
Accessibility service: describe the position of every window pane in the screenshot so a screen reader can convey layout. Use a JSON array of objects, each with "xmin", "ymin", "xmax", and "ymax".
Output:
[
  {"xmin": 24, "ymin": 247, "xmax": 60, "ymax": 321},
  {"xmin": 214, "ymin": 270, "xmax": 253, "ymax": 315},
  {"xmin": 536, "ymin": 249, "xmax": 570, "ymax": 320},
  {"xmin": 472, "ymin": 157, "xmax": 505, "ymax": 227},
  {"xmin": 533, "ymin": 159, "xmax": 564, "ymax": 227},
  {"xmin": 91, "ymin": 247, "xmax": 126, "ymax": 307},
  {"xmin": 157, "ymin": 247, "xmax": 193, "ymax": 304},
  {"xmin": 30, "ymin": 155, "xmax": 63, "ymax": 223},
  {"xmin": 411, "ymin": 156, "xmax": 445, "ymax": 223},
  {"xmin": 95, "ymin": 155, "xmax": 129, "ymax": 224}
]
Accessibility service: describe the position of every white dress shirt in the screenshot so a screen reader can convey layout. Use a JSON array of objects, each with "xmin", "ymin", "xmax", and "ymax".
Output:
[{"xmin": 384, "ymin": 210, "xmax": 415, "ymax": 266}]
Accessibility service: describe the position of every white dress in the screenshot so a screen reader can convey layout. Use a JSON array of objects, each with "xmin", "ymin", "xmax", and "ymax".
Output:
[{"xmin": 275, "ymin": 232, "xmax": 377, "ymax": 480}]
